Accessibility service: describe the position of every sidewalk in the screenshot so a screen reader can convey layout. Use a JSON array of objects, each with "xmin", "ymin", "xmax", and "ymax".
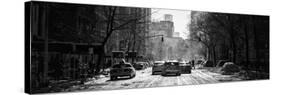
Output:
[{"xmin": 32, "ymin": 74, "xmax": 110, "ymax": 93}]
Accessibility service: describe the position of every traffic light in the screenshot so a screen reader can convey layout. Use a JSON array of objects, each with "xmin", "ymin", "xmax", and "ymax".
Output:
[{"xmin": 161, "ymin": 36, "xmax": 164, "ymax": 42}]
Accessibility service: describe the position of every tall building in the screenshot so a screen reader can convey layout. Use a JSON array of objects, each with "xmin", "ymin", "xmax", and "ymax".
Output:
[
  {"xmin": 164, "ymin": 14, "xmax": 173, "ymax": 22},
  {"xmin": 150, "ymin": 21, "xmax": 174, "ymax": 37},
  {"xmin": 148, "ymin": 14, "xmax": 187, "ymax": 60}
]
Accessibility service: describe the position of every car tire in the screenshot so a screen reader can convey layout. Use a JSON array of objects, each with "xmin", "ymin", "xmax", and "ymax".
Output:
[
  {"xmin": 130, "ymin": 73, "xmax": 136, "ymax": 78},
  {"xmin": 178, "ymin": 73, "xmax": 181, "ymax": 76},
  {"xmin": 110, "ymin": 76, "xmax": 116, "ymax": 80}
]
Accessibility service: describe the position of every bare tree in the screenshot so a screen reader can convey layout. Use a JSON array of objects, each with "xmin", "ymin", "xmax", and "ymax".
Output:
[
  {"xmin": 94, "ymin": 7, "xmax": 152, "ymax": 74},
  {"xmin": 189, "ymin": 11, "xmax": 269, "ymax": 74}
]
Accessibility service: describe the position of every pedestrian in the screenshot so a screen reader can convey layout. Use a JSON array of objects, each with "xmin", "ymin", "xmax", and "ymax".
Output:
[{"xmin": 191, "ymin": 60, "xmax": 195, "ymax": 69}]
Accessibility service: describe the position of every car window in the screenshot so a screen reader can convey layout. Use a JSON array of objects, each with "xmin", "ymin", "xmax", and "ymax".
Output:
[
  {"xmin": 124, "ymin": 64, "xmax": 132, "ymax": 67},
  {"xmin": 154, "ymin": 62, "xmax": 164, "ymax": 66},
  {"xmin": 165, "ymin": 62, "xmax": 171, "ymax": 65},
  {"xmin": 179, "ymin": 63, "xmax": 185, "ymax": 66},
  {"xmin": 112, "ymin": 64, "xmax": 121, "ymax": 68},
  {"xmin": 112, "ymin": 64, "xmax": 132, "ymax": 68},
  {"xmin": 165, "ymin": 62, "xmax": 179, "ymax": 66},
  {"xmin": 174, "ymin": 62, "xmax": 179, "ymax": 65}
]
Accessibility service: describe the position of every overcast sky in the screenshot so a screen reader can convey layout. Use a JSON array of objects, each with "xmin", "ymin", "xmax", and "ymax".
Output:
[{"xmin": 151, "ymin": 8, "xmax": 191, "ymax": 39}]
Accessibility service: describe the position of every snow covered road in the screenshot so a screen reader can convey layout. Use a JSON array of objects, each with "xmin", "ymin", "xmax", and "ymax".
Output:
[{"xmin": 66, "ymin": 67, "xmax": 239, "ymax": 92}]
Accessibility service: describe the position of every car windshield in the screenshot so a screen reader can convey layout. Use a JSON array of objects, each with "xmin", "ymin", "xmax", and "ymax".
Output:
[
  {"xmin": 179, "ymin": 63, "xmax": 185, "ymax": 66},
  {"xmin": 112, "ymin": 64, "xmax": 132, "ymax": 68},
  {"xmin": 154, "ymin": 62, "xmax": 164, "ymax": 66},
  {"xmin": 112, "ymin": 64, "xmax": 121, "ymax": 68},
  {"xmin": 165, "ymin": 62, "xmax": 179, "ymax": 66}
]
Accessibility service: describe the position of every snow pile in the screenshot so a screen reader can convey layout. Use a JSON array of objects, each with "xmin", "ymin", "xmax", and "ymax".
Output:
[
  {"xmin": 237, "ymin": 70, "xmax": 269, "ymax": 80},
  {"xmin": 220, "ymin": 62, "xmax": 240, "ymax": 75},
  {"xmin": 216, "ymin": 60, "xmax": 229, "ymax": 67}
]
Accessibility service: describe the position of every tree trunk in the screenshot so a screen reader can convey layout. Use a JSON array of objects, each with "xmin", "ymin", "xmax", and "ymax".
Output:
[
  {"xmin": 253, "ymin": 17, "xmax": 260, "ymax": 71},
  {"xmin": 126, "ymin": 39, "xmax": 131, "ymax": 62},
  {"xmin": 229, "ymin": 15, "xmax": 237, "ymax": 64},
  {"xmin": 206, "ymin": 47, "xmax": 210, "ymax": 60},
  {"xmin": 212, "ymin": 46, "xmax": 217, "ymax": 67},
  {"xmin": 244, "ymin": 23, "xmax": 249, "ymax": 70},
  {"xmin": 132, "ymin": 32, "xmax": 136, "ymax": 63},
  {"xmin": 230, "ymin": 27, "xmax": 236, "ymax": 63},
  {"xmin": 95, "ymin": 7, "xmax": 116, "ymax": 74},
  {"xmin": 95, "ymin": 46, "xmax": 105, "ymax": 74}
]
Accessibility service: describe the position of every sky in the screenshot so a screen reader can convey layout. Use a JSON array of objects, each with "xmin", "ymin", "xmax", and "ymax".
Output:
[{"xmin": 151, "ymin": 8, "xmax": 191, "ymax": 39}]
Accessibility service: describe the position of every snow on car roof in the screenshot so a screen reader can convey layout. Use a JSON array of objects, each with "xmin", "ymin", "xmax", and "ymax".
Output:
[{"xmin": 154, "ymin": 61, "xmax": 165, "ymax": 63}]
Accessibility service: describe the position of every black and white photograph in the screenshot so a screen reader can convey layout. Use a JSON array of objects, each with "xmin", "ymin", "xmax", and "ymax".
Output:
[{"xmin": 25, "ymin": 1, "xmax": 269, "ymax": 94}]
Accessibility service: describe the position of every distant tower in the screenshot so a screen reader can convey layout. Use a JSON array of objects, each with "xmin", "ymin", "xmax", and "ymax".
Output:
[{"xmin": 164, "ymin": 14, "xmax": 173, "ymax": 22}]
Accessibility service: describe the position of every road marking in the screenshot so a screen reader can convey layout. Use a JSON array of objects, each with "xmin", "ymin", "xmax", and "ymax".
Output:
[
  {"xmin": 197, "ymin": 72, "xmax": 213, "ymax": 83},
  {"xmin": 190, "ymin": 70, "xmax": 204, "ymax": 84},
  {"xmin": 177, "ymin": 76, "xmax": 181, "ymax": 85},
  {"xmin": 196, "ymin": 70, "xmax": 218, "ymax": 83},
  {"xmin": 144, "ymin": 76, "xmax": 161, "ymax": 87},
  {"xmin": 180, "ymin": 74, "xmax": 191, "ymax": 85}
]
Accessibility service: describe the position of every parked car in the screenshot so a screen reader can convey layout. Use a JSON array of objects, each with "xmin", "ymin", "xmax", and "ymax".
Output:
[
  {"xmin": 179, "ymin": 61, "xmax": 192, "ymax": 74},
  {"xmin": 110, "ymin": 63, "xmax": 136, "ymax": 80},
  {"xmin": 161, "ymin": 61, "xmax": 181, "ymax": 76},
  {"xmin": 216, "ymin": 60, "xmax": 229, "ymax": 67},
  {"xmin": 133, "ymin": 62, "xmax": 147, "ymax": 70},
  {"xmin": 152, "ymin": 61, "xmax": 165, "ymax": 75}
]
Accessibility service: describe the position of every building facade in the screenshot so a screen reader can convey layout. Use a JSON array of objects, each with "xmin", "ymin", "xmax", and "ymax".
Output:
[
  {"xmin": 28, "ymin": 1, "xmax": 151, "ymax": 90},
  {"xmin": 148, "ymin": 14, "xmax": 185, "ymax": 61}
]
